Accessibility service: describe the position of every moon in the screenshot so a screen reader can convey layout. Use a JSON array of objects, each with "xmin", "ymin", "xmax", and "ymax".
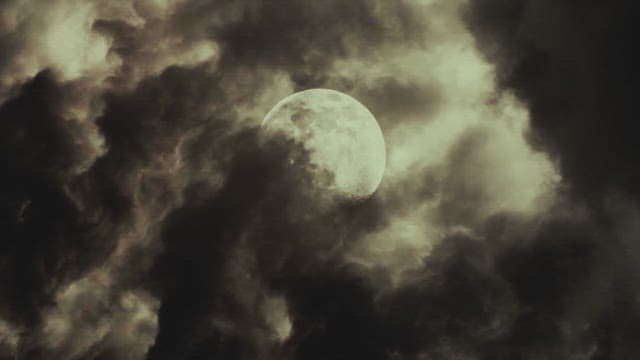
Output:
[{"xmin": 262, "ymin": 88, "xmax": 386, "ymax": 200}]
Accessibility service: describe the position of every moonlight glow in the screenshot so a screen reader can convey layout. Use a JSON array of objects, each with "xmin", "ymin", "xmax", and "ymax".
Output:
[{"xmin": 262, "ymin": 89, "xmax": 386, "ymax": 199}]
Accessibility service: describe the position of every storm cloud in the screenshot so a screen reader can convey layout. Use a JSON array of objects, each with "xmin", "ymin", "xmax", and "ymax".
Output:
[{"xmin": 0, "ymin": 0, "xmax": 638, "ymax": 359}]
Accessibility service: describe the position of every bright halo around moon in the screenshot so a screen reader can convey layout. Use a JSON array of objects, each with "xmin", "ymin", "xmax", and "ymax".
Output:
[{"xmin": 262, "ymin": 88, "xmax": 386, "ymax": 200}]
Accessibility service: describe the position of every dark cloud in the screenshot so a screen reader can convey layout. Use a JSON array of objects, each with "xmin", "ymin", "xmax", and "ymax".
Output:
[
  {"xmin": 0, "ymin": 71, "xmax": 113, "ymax": 328},
  {"xmin": 464, "ymin": 0, "xmax": 639, "ymax": 203},
  {"xmin": 207, "ymin": 0, "xmax": 426, "ymax": 87},
  {"xmin": 282, "ymin": 263, "xmax": 386, "ymax": 360},
  {"xmin": 358, "ymin": 77, "xmax": 442, "ymax": 128},
  {"xmin": 377, "ymin": 232, "xmax": 517, "ymax": 358},
  {"xmin": 1, "ymin": 0, "xmax": 639, "ymax": 359},
  {"xmin": 146, "ymin": 126, "xmax": 387, "ymax": 358},
  {"xmin": 463, "ymin": 1, "xmax": 640, "ymax": 357}
]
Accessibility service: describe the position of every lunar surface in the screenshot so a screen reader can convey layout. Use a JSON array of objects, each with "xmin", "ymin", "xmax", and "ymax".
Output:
[{"xmin": 262, "ymin": 88, "xmax": 386, "ymax": 199}]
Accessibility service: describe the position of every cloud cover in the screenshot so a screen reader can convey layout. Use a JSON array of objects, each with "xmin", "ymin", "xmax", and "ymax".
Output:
[{"xmin": 0, "ymin": 0, "xmax": 638, "ymax": 359}]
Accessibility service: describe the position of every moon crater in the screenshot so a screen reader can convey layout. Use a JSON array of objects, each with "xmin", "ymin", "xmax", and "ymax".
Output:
[{"xmin": 262, "ymin": 88, "xmax": 386, "ymax": 200}]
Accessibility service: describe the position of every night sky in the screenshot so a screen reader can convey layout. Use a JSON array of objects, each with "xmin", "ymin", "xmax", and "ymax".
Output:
[{"xmin": 1, "ymin": 1, "xmax": 639, "ymax": 359}]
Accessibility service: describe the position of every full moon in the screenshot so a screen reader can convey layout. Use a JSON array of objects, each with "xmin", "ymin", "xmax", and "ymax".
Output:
[{"xmin": 262, "ymin": 88, "xmax": 386, "ymax": 200}]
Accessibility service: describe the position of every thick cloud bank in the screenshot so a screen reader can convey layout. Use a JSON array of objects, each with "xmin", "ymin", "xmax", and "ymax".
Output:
[{"xmin": 0, "ymin": 0, "xmax": 637, "ymax": 359}]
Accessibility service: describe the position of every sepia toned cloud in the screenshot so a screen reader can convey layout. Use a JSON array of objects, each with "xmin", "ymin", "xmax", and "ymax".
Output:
[{"xmin": 0, "ymin": 0, "xmax": 637, "ymax": 359}]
